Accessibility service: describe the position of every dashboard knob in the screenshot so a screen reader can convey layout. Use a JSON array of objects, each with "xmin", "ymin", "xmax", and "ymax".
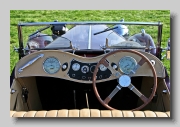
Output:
[
  {"xmin": 62, "ymin": 65, "xmax": 67, "ymax": 69},
  {"xmin": 113, "ymin": 65, "xmax": 117, "ymax": 70}
]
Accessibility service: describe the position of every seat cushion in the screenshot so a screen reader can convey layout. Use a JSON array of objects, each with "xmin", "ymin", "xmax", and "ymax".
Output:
[{"xmin": 10, "ymin": 109, "xmax": 170, "ymax": 117}]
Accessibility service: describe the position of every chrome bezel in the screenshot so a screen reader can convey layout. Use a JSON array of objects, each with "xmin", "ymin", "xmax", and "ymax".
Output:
[
  {"xmin": 90, "ymin": 65, "xmax": 96, "ymax": 73},
  {"xmin": 81, "ymin": 65, "xmax": 89, "ymax": 73},
  {"xmin": 72, "ymin": 63, "xmax": 81, "ymax": 71},
  {"xmin": 99, "ymin": 64, "xmax": 107, "ymax": 71},
  {"xmin": 119, "ymin": 56, "xmax": 137, "ymax": 74},
  {"xmin": 43, "ymin": 57, "xmax": 61, "ymax": 74}
]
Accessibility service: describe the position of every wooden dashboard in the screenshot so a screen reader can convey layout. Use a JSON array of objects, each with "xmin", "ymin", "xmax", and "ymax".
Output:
[{"xmin": 15, "ymin": 50, "xmax": 165, "ymax": 84}]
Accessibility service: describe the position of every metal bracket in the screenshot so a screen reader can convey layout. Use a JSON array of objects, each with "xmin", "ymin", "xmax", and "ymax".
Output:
[
  {"xmin": 18, "ymin": 54, "xmax": 44, "ymax": 74},
  {"xmin": 99, "ymin": 44, "xmax": 107, "ymax": 53}
]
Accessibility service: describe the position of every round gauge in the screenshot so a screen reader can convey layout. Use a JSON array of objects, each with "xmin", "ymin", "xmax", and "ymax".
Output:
[
  {"xmin": 81, "ymin": 65, "xmax": 89, "ymax": 74},
  {"xmin": 72, "ymin": 63, "xmax": 80, "ymax": 71},
  {"xmin": 99, "ymin": 64, "xmax": 107, "ymax": 71},
  {"xmin": 119, "ymin": 56, "xmax": 137, "ymax": 74},
  {"xmin": 90, "ymin": 65, "xmax": 96, "ymax": 73},
  {"xmin": 43, "ymin": 57, "xmax": 61, "ymax": 74}
]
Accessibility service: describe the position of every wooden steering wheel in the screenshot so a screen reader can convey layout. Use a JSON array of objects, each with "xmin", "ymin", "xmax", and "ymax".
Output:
[{"xmin": 92, "ymin": 49, "xmax": 157, "ymax": 111}]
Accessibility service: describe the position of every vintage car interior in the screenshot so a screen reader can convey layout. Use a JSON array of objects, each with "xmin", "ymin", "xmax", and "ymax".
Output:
[{"xmin": 10, "ymin": 22, "xmax": 170, "ymax": 117}]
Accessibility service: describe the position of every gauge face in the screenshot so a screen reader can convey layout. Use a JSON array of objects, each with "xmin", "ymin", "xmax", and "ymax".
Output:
[
  {"xmin": 72, "ymin": 63, "xmax": 80, "ymax": 71},
  {"xmin": 99, "ymin": 64, "xmax": 107, "ymax": 71},
  {"xmin": 43, "ymin": 57, "xmax": 61, "ymax": 74},
  {"xmin": 81, "ymin": 65, "xmax": 89, "ymax": 74},
  {"xmin": 119, "ymin": 56, "xmax": 137, "ymax": 74}
]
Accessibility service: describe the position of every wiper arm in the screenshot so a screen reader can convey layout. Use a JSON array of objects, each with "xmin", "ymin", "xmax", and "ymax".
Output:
[
  {"xmin": 29, "ymin": 25, "xmax": 51, "ymax": 37},
  {"xmin": 93, "ymin": 26, "xmax": 118, "ymax": 35}
]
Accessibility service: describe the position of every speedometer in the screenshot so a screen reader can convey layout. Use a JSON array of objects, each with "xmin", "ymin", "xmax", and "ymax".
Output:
[
  {"xmin": 119, "ymin": 56, "xmax": 137, "ymax": 74},
  {"xmin": 43, "ymin": 57, "xmax": 61, "ymax": 74}
]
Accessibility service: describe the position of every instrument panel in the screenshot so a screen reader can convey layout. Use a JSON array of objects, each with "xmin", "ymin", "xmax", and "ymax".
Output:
[{"xmin": 67, "ymin": 59, "xmax": 111, "ymax": 81}]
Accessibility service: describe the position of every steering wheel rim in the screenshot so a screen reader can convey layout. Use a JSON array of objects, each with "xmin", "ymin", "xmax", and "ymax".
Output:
[{"xmin": 92, "ymin": 49, "xmax": 157, "ymax": 111}]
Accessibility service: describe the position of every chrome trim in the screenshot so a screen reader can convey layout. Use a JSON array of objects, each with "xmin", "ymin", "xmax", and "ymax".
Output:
[
  {"xmin": 162, "ymin": 90, "xmax": 167, "ymax": 94},
  {"xmin": 88, "ymin": 25, "xmax": 92, "ymax": 49},
  {"xmin": 108, "ymin": 85, "xmax": 121, "ymax": 99},
  {"xmin": 18, "ymin": 21, "xmax": 162, "ymax": 26},
  {"xmin": 10, "ymin": 89, "xmax": 16, "ymax": 94},
  {"xmin": 18, "ymin": 54, "xmax": 44, "ymax": 74}
]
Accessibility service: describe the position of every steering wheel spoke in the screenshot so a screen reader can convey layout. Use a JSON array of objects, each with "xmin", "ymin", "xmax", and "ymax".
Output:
[
  {"xmin": 99, "ymin": 58, "xmax": 109, "ymax": 67},
  {"xmin": 128, "ymin": 84, "xmax": 148, "ymax": 103},
  {"xmin": 128, "ymin": 58, "xmax": 146, "ymax": 76},
  {"xmin": 100, "ymin": 59, "xmax": 122, "ymax": 78},
  {"xmin": 104, "ymin": 85, "xmax": 122, "ymax": 104}
]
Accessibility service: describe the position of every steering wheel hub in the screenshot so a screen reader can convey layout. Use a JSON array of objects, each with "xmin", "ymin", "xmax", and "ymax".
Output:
[{"xmin": 119, "ymin": 75, "xmax": 131, "ymax": 87}]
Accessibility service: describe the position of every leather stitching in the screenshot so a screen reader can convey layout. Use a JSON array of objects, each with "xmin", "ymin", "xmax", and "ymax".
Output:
[
  {"xmin": 89, "ymin": 109, "xmax": 91, "ymax": 117},
  {"xmin": 34, "ymin": 111, "xmax": 38, "ymax": 117},
  {"xmin": 122, "ymin": 111, "xmax": 124, "ymax": 117},
  {"xmin": 143, "ymin": 111, "xmax": 146, "ymax": 117},
  {"xmin": 56, "ymin": 110, "xmax": 58, "ymax": 117},
  {"xmin": 22, "ymin": 112, "xmax": 26, "ymax": 117},
  {"xmin": 165, "ymin": 112, "xmax": 169, "ymax": 117},
  {"xmin": 44, "ymin": 111, "xmax": 47, "ymax": 117},
  {"xmin": 132, "ymin": 111, "xmax": 135, "ymax": 117},
  {"xmin": 11, "ymin": 111, "xmax": 16, "ymax": 117},
  {"xmin": 154, "ymin": 112, "xmax": 158, "ymax": 117}
]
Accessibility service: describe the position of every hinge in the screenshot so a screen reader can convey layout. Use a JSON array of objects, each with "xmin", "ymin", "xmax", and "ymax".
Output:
[{"xmin": 22, "ymin": 87, "xmax": 28, "ymax": 103}]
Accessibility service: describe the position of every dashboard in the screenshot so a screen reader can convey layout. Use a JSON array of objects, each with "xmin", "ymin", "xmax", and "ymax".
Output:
[{"xmin": 15, "ymin": 50, "xmax": 166, "ymax": 83}]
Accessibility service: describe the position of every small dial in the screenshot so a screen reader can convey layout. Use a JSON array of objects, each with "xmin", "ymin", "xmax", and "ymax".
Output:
[
  {"xmin": 99, "ymin": 64, "xmax": 107, "ymax": 71},
  {"xmin": 43, "ymin": 57, "xmax": 61, "ymax": 74},
  {"xmin": 119, "ymin": 56, "xmax": 137, "ymax": 74},
  {"xmin": 90, "ymin": 65, "xmax": 96, "ymax": 73},
  {"xmin": 72, "ymin": 63, "xmax": 80, "ymax": 71},
  {"xmin": 81, "ymin": 65, "xmax": 89, "ymax": 74}
]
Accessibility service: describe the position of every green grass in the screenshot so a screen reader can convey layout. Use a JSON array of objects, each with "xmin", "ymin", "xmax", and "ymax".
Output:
[{"xmin": 10, "ymin": 10, "xmax": 170, "ymax": 76}]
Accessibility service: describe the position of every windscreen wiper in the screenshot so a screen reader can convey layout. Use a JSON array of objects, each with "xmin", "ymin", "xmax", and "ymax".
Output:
[
  {"xmin": 93, "ymin": 26, "xmax": 118, "ymax": 35},
  {"xmin": 29, "ymin": 25, "xmax": 51, "ymax": 37}
]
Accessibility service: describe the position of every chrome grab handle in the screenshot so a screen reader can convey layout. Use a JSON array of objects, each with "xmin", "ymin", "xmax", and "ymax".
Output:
[{"xmin": 18, "ymin": 54, "xmax": 44, "ymax": 74}]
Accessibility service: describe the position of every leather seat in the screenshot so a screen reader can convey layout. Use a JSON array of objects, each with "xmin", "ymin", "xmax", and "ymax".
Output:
[{"xmin": 10, "ymin": 109, "xmax": 170, "ymax": 117}]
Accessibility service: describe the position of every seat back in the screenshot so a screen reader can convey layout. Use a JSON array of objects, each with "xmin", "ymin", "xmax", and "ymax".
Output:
[{"xmin": 10, "ymin": 109, "xmax": 170, "ymax": 117}]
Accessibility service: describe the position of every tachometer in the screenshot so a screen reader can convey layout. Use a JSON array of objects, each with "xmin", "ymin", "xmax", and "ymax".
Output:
[
  {"xmin": 43, "ymin": 57, "xmax": 61, "ymax": 74},
  {"xmin": 119, "ymin": 56, "xmax": 137, "ymax": 74}
]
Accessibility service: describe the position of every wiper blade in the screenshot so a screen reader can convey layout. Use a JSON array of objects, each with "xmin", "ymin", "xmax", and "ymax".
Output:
[
  {"xmin": 29, "ymin": 25, "xmax": 51, "ymax": 37},
  {"xmin": 93, "ymin": 26, "xmax": 118, "ymax": 35}
]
